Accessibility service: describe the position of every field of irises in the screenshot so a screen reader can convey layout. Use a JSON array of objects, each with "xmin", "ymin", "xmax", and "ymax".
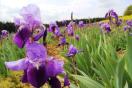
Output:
[{"xmin": 0, "ymin": 4, "xmax": 132, "ymax": 88}]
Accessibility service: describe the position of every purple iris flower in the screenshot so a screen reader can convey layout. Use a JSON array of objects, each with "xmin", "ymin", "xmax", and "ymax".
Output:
[
  {"xmin": 66, "ymin": 45, "xmax": 79, "ymax": 57},
  {"xmin": 67, "ymin": 28, "xmax": 74, "ymax": 36},
  {"xmin": 66, "ymin": 24, "xmax": 74, "ymax": 36},
  {"xmin": 5, "ymin": 42, "xmax": 64, "ymax": 88},
  {"xmin": 126, "ymin": 20, "xmax": 132, "ymax": 27},
  {"xmin": 78, "ymin": 21, "xmax": 85, "ymax": 27},
  {"xmin": 1, "ymin": 30, "xmax": 8, "ymax": 38},
  {"xmin": 5, "ymin": 42, "xmax": 47, "ymax": 87},
  {"xmin": 48, "ymin": 22, "xmax": 58, "ymax": 32},
  {"xmin": 48, "ymin": 22, "xmax": 62, "ymax": 37},
  {"xmin": 54, "ymin": 27, "xmax": 62, "ymax": 37},
  {"xmin": 58, "ymin": 37, "xmax": 69, "ymax": 46},
  {"xmin": 13, "ymin": 4, "xmax": 46, "ymax": 48},
  {"xmin": 105, "ymin": 10, "xmax": 118, "ymax": 24},
  {"xmin": 60, "ymin": 37, "xmax": 66, "ymax": 45},
  {"xmin": 105, "ymin": 10, "xmax": 118, "ymax": 20},
  {"xmin": 124, "ymin": 25, "xmax": 131, "ymax": 31},
  {"xmin": 100, "ymin": 23, "xmax": 111, "ymax": 33},
  {"xmin": 75, "ymin": 35, "xmax": 80, "ymax": 41}
]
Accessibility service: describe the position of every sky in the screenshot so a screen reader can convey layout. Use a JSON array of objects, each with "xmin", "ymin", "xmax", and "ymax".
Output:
[{"xmin": 0, "ymin": 0, "xmax": 131, "ymax": 23}]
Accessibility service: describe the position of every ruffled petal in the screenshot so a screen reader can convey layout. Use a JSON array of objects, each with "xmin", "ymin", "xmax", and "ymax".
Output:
[
  {"xmin": 26, "ymin": 42, "xmax": 47, "ymax": 61},
  {"xmin": 5, "ymin": 59, "xmax": 27, "ymax": 71},
  {"xmin": 20, "ymin": 4, "xmax": 41, "ymax": 29}
]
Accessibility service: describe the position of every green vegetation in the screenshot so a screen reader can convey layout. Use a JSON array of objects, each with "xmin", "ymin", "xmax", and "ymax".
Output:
[{"xmin": 124, "ymin": 5, "xmax": 132, "ymax": 16}]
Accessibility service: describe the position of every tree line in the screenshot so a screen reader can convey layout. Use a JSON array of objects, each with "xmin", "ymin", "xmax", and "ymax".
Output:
[{"xmin": 0, "ymin": 17, "xmax": 105, "ymax": 33}]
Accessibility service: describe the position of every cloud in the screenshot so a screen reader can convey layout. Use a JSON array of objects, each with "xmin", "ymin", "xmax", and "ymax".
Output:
[{"xmin": 0, "ymin": 0, "xmax": 131, "ymax": 23}]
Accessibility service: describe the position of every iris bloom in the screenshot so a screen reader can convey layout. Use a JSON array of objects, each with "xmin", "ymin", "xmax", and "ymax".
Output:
[
  {"xmin": 13, "ymin": 4, "xmax": 46, "ymax": 48},
  {"xmin": 5, "ymin": 42, "xmax": 65, "ymax": 88},
  {"xmin": 75, "ymin": 35, "xmax": 80, "ymax": 41},
  {"xmin": 48, "ymin": 22, "xmax": 57, "ymax": 32},
  {"xmin": 66, "ymin": 45, "xmax": 79, "ymax": 57},
  {"xmin": 58, "ymin": 37, "xmax": 69, "ymax": 47},
  {"xmin": 0, "ymin": 30, "xmax": 8, "ymax": 45},
  {"xmin": 66, "ymin": 24, "xmax": 74, "ymax": 36},
  {"xmin": 127, "ymin": 20, "xmax": 132, "ymax": 27},
  {"xmin": 78, "ymin": 21, "xmax": 85, "ymax": 27},
  {"xmin": 100, "ymin": 23, "xmax": 111, "ymax": 33},
  {"xmin": 54, "ymin": 27, "xmax": 62, "ymax": 37},
  {"xmin": 48, "ymin": 22, "xmax": 62, "ymax": 37},
  {"xmin": 105, "ymin": 10, "xmax": 119, "ymax": 25},
  {"xmin": 1, "ymin": 30, "xmax": 8, "ymax": 38}
]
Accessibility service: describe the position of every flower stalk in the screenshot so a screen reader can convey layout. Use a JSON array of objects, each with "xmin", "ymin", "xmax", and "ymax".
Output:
[{"xmin": 71, "ymin": 56, "xmax": 79, "ymax": 86}]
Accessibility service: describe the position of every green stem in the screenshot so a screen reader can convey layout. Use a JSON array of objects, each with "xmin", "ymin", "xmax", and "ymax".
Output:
[{"xmin": 72, "ymin": 56, "xmax": 79, "ymax": 86}]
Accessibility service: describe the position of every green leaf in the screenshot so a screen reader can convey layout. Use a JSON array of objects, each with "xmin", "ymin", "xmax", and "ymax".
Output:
[
  {"xmin": 124, "ymin": 82, "xmax": 128, "ymax": 88},
  {"xmin": 115, "ymin": 59, "xmax": 125, "ymax": 88},
  {"xmin": 73, "ymin": 75, "xmax": 104, "ymax": 88},
  {"xmin": 126, "ymin": 34, "xmax": 132, "ymax": 80}
]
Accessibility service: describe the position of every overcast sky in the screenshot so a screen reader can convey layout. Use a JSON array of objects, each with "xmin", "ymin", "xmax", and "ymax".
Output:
[{"xmin": 0, "ymin": 0, "xmax": 131, "ymax": 23}]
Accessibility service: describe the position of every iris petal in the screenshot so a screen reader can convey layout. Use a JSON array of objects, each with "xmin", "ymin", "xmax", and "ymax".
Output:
[
  {"xmin": 46, "ymin": 58, "xmax": 64, "ymax": 77},
  {"xmin": 13, "ymin": 27, "xmax": 31, "ymax": 48},
  {"xmin": 22, "ymin": 70, "xmax": 28, "ymax": 83},
  {"xmin": 5, "ymin": 59, "xmax": 27, "ymax": 70},
  {"xmin": 66, "ymin": 45, "xmax": 78, "ymax": 57},
  {"xmin": 49, "ymin": 77, "xmax": 61, "ymax": 88},
  {"xmin": 13, "ymin": 32, "xmax": 24, "ymax": 48},
  {"xmin": 26, "ymin": 42, "xmax": 47, "ymax": 61},
  {"xmin": 19, "ymin": 4, "xmax": 42, "ymax": 29},
  {"xmin": 27, "ymin": 65, "xmax": 48, "ymax": 88},
  {"xmin": 33, "ymin": 30, "xmax": 44, "ymax": 41}
]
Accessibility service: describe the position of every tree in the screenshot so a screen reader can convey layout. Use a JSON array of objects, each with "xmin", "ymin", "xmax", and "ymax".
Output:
[{"xmin": 124, "ymin": 5, "xmax": 132, "ymax": 16}]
